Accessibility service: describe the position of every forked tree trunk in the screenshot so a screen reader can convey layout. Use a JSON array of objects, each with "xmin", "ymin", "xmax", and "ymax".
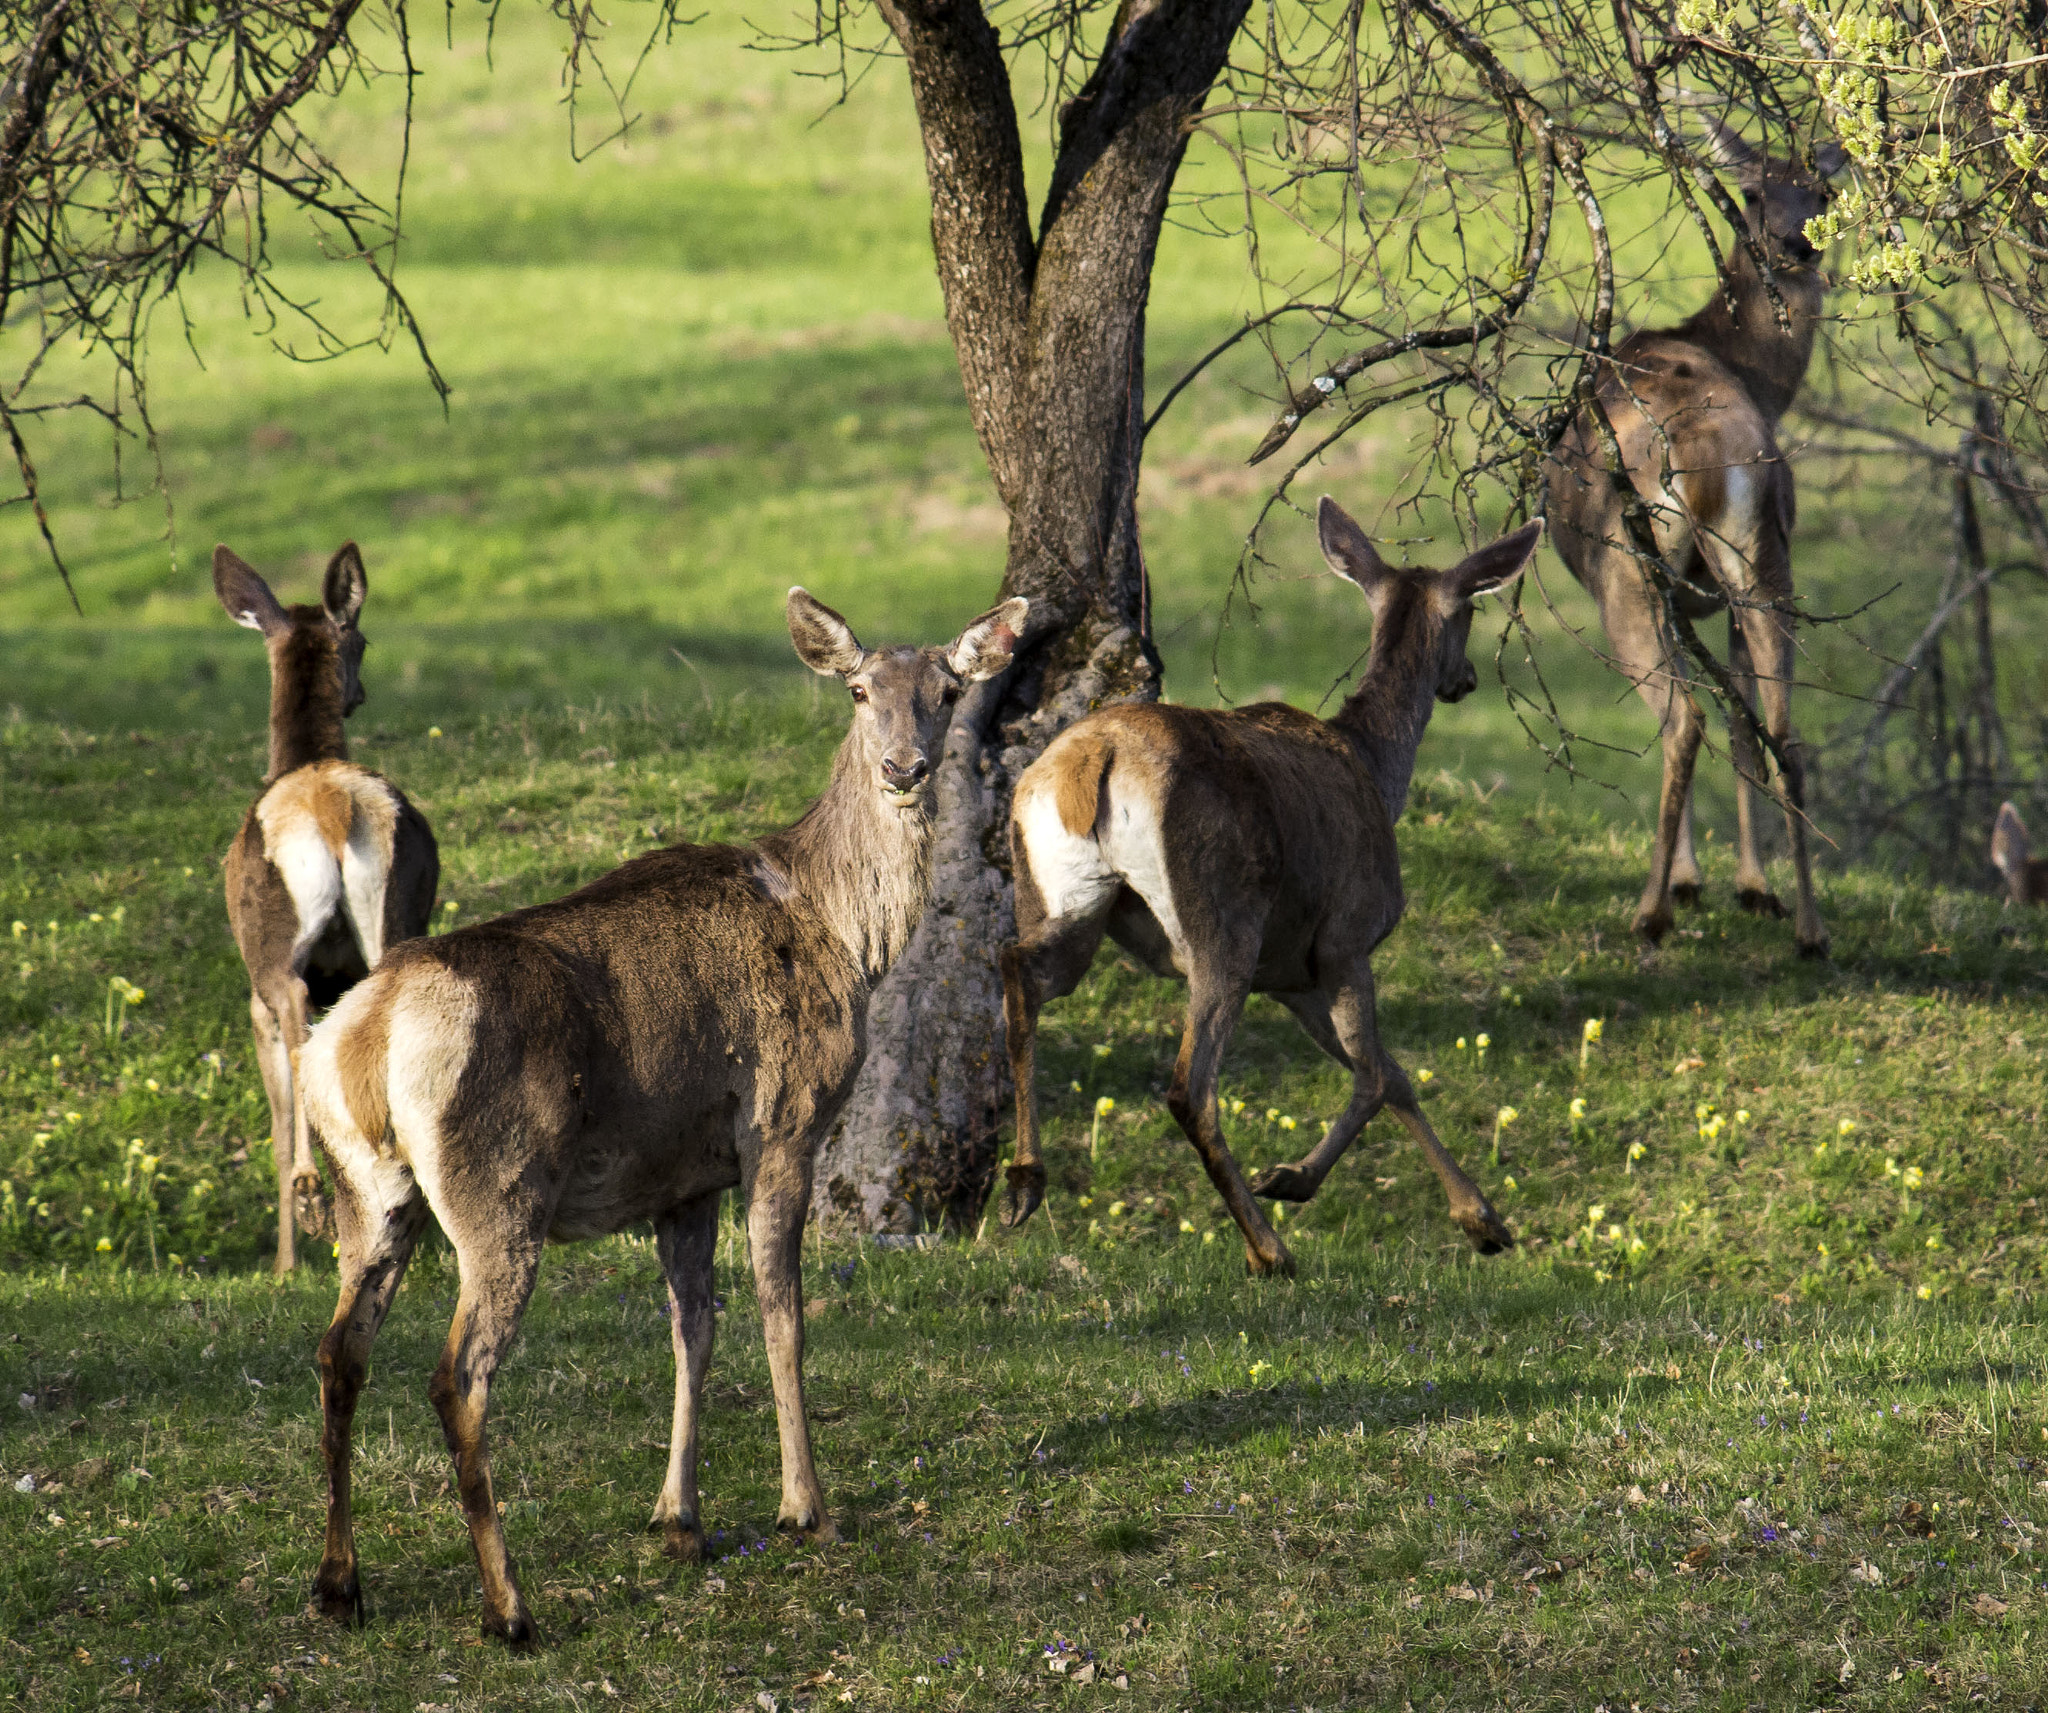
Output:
[{"xmin": 816, "ymin": 0, "xmax": 1249, "ymax": 1232}]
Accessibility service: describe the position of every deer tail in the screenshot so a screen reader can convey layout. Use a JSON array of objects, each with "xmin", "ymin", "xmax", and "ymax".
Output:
[{"xmin": 1051, "ymin": 728, "xmax": 1116, "ymax": 840}]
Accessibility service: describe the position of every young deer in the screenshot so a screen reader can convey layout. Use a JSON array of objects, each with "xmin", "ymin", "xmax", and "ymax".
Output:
[
  {"xmin": 998, "ymin": 499, "xmax": 1541, "ymax": 1275},
  {"xmin": 216, "ymin": 544, "xmax": 438, "ymax": 1276},
  {"xmin": 1546, "ymin": 120, "xmax": 1844, "ymax": 957},
  {"xmin": 1992, "ymin": 802, "xmax": 2048, "ymax": 903},
  {"xmin": 296, "ymin": 588, "xmax": 1025, "ymax": 1644}
]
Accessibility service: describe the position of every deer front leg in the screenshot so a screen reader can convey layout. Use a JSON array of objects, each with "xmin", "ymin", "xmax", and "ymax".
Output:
[
  {"xmin": 429, "ymin": 1233, "xmax": 547, "ymax": 1646},
  {"xmin": 651, "ymin": 1194, "xmax": 720, "ymax": 1563},
  {"xmin": 1250, "ymin": 987, "xmax": 1383, "ymax": 1204},
  {"xmin": 313, "ymin": 1178, "xmax": 428, "ymax": 1625},
  {"xmin": 747, "ymin": 1149, "xmax": 835, "ymax": 1544},
  {"xmin": 1386, "ymin": 1095, "xmax": 1515, "ymax": 1254}
]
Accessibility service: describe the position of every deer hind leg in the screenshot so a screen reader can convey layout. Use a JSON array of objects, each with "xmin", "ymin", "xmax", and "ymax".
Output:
[
  {"xmin": 1720, "ymin": 611, "xmax": 1783, "ymax": 916},
  {"xmin": 429, "ymin": 1226, "xmax": 548, "ymax": 1646},
  {"xmin": 1165, "ymin": 967, "xmax": 1292, "ymax": 1277},
  {"xmin": 1607, "ymin": 598, "xmax": 1705, "ymax": 943},
  {"xmin": 256, "ymin": 972, "xmax": 321, "ymax": 1272},
  {"xmin": 999, "ymin": 816, "xmax": 1118, "ymax": 1230},
  {"xmin": 650, "ymin": 1193, "xmax": 720, "ymax": 1562},
  {"xmin": 312, "ymin": 1165, "xmax": 428, "ymax": 1625},
  {"xmin": 247, "ymin": 991, "xmax": 298, "ymax": 1266},
  {"xmin": 1737, "ymin": 589, "xmax": 1828, "ymax": 957},
  {"xmin": 747, "ymin": 1144, "xmax": 835, "ymax": 1544}
]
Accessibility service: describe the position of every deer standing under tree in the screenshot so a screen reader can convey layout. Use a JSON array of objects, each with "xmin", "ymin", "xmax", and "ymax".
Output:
[
  {"xmin": 295, "ymin": 588, "xmax": 1025, "ymax": 1645},
  {"xmin": 1546, "ymin": 120, "xmax": 1844, "ymax": 957},
  {"xmin": 997, "ymin": 499, "xmax": 1540, "ymax": 1275},
  {"xmin": 215, "ymin": 543, "xmax": 438, "ymax": 1275}
]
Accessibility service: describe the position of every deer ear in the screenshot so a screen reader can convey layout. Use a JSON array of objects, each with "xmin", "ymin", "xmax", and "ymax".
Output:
[
  {"xmin": 1448, "ymin": 519, "xmax": 1543, "ymax": 601},
  {"xmin": 1993, "ymin": 801, "xmax": 2032, "ymax": 883},
  {"xmin": 1702, "ymin": 117, "xmax": 1765, "ymax": 191},
  {"xmin": 213, "ymin": 545, "xmax": 288, "ymax": 636},
  {"xmin": 323, "ymin": 542, "xmax": 367, "ymax": 629},
  {"xmin": 1813, "ymin": 140, "xmax": 1850, "ymax": 180},
  {"xmin": 786, "ymin": 587, "xmax": 867, "ymax": 676},
  {"xmin": 944, "ymin": 597, "xmax": 1028, "ymax": 682},
  {"xmin": 1317, "ymin": 496, "xmax": 1394, "ymax": 594}
]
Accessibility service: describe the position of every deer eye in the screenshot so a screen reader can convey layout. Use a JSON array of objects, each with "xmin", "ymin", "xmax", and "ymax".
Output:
[
  {"xmin": 941, "ymin": 684, "xmax": 959, "ymax": 706},
  {"xmin": 849, "ymin": 684, "xmax": 868, "ymax": 704}
]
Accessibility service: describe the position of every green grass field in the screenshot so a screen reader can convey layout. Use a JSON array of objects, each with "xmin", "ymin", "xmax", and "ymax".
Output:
[{"xmin": 8, "ymin": 7, "xmax": 2048, "ymax": 1709}]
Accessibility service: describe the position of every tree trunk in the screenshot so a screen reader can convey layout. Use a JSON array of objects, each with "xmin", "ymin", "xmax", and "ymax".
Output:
[{"xmin": 816, "ymin": 0, "xmax": 1249, "ymax": 1233}]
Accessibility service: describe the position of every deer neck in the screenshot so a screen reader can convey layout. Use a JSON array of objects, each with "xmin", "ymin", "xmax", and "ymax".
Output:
[
  {"xmin": 265, "ymin": 627, "xmax": 350, "ymax": 782},
  {"xmin": 760, "ymin": 728, "xmax": 937, "ymax": 986},
  {"xmin": 1329, "ymin": 619, "xmax": 1439, "ymax": 826},
  {"xmin": 1668, "ymin": 239, "xmax": 1823, "ymax": 424}
]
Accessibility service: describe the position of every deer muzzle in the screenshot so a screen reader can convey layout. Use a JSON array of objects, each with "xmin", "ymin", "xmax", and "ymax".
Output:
[{"xmin": 880, "ymin": 754, "xmax": 929, "ymax": 800}]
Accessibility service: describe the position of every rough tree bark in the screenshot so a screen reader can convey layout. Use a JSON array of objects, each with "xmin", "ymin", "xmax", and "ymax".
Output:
[{"xmin": 817, "ymin": 0, "xmax": 1251, "ymax": 1232}]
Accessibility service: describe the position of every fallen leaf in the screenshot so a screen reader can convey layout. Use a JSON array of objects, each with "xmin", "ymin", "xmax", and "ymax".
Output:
[
  {"xmin": 1625, "ymin": 1485, "xmax": 1649, "ymax": 1506},
  {"xmin": 1972, "ymin": 1592, "xmax": 2009, "ymax": 1620},
  {"xmin": 1848, "ymin": 1559, "xmax": 1885, "ymax": 1586},
  {"xmin": 1072, "ymin": 1662, "xmax": 1098, "ymax": 1685},
  {"xmin": 1682, "ymin": 1543, "xmax": 1713, "ymax": 1570}
]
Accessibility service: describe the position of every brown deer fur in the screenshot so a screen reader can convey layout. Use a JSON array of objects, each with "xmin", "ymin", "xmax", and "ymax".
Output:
[
  {"xmin": 1546, "ymin": 121, "xmax": 1843, "ymax": 957},
  {"xmin": 216, "ymin": 544, "xmax": 438, "ymax": 1275},
  {"xmin": 998, "ymin": 499, "xmax": 1541, "ymax": 1275},
  {"xmin": 295, "ymin": 589, "xmax": 1025, "ymax": 1645},
  {"xmin": 1992, "ymin": 802, "xmax": 2048, "ymax": 903}
]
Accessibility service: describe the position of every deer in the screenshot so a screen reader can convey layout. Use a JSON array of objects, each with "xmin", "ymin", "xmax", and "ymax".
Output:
[
  {"xmin": 995, "ymin": 497, "xmax": 1541, "ymax": 1276},
  {"xmin": 215, "ymin": 543, "xmax": 439, "ymax": 1276},
  {"xmin": 1546, "ymin": 119, "xmax": 1845, "ymax": 959},
  {"xmin": 294, "ymin": 587, "xmax": 1025, "ymax": 1645},
  {"xmin": 1991, "ymin": 802, "xmax": 2048, "ymax": 903}
]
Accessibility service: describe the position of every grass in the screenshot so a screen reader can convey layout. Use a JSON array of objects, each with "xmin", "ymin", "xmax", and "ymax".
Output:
[{"xmin": 9, "ymin": 5, "xmax": 2048, "ymax": 1708}]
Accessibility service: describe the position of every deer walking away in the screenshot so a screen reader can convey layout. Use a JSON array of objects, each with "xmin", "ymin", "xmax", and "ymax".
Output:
[
  {"xmin": 215, "ymin": 543, "xmax": 439, "ymax": 1276},
  {"xmin": 1546, "ymin": 119, "xmax": 1843, "ymax": 957},
  {"xmin": 998, "ymin": 498, "xmax": 1541, "ymax": 1275},
  {"xmin": 294, "ymin": 587, "xmax": 1024, "ymax": 1644}
]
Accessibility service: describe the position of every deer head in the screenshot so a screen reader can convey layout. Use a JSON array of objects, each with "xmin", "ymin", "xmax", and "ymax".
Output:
[
  {"xmin": 1702, "ymin": 118, "xmax": 1848, "ymax": 271},
  {"xmin": 214, "ymin": 542, "xmax": 371, "ymax": 717},
  {"xmin": 787, "ymin": 588, "xmax": 1028, "ymax": 808},
  {"xmin": 1316, "ymin": 498, "xmax": 1542, "ymax": 706}
]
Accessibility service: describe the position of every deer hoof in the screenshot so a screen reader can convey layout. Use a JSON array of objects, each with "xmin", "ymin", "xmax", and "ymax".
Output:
[
  {"xmin": 1459, "ymin": 1207, "xmax": 1516, "ymax": 1255},
  {"xmin": 1670, "ymin": 881, "xmax": 1702, "ymax": 908},
  {"xmin": 999, "ymin": 1162, "xmax": 1045, "ymax": 1229},
  {"xmin": 1633, "ymin": 904, "xmax": 1673, "ymax": 944},
  {"xmin": 293, "ymin": 1174, "xmax": 334, "ymax": 1241},
  {"xmin": 312, "ymin": 1566, "xmax": 364, "ymax": 1626},
  {"xmin": 483, "ymin": 1607, "xmax": 540, "ymax": 1649},
  {"xmin": 660, "ymin": 1521, "xmax": 705, "ymax": 1563},
  {"xmin": 1244, "ymin": 1244, "xmax": 1297, "ymax": 1279},
  {"xmin": 1248, "ymin": 1163, "xmax": 1315, "ymax": 1203},
  {"xmin": 1796, "ymin": 929, "xmax": 1831, "ymax": 960},
  {"xmin": 1736, "ymin": 887, "xmax": 1787, "ymax": 919}
]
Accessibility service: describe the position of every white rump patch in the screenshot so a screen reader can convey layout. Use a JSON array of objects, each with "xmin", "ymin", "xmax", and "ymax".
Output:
[
  {"xmin": 300, "ymin": 977, "xmax": 417, "ymax": 1243},
  {"xmin": 255, "ymin": 763, "xmax": 402, "ymax": 970},
  {"xmin": 1015, "ymin": 773, "xmax": 1187, "ymax": 967},
  {"xmin": 383, "ymin": 964, "xmax": 481, "ymax": 1214}
]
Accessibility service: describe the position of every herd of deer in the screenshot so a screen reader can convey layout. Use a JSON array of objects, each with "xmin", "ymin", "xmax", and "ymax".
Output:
[{"xmin": 193, "ymin": 125, "xmax": 2032, "ymax": 1642}]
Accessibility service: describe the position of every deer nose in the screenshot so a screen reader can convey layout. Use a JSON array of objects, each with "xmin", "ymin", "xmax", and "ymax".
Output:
[
  {"xmin": 1443, "ymin": 663, "xmax": 1477, "ymax": 703},
  {"xmin": 881, "ymin": 754, "xmax": 929, "ymax": 790}
]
